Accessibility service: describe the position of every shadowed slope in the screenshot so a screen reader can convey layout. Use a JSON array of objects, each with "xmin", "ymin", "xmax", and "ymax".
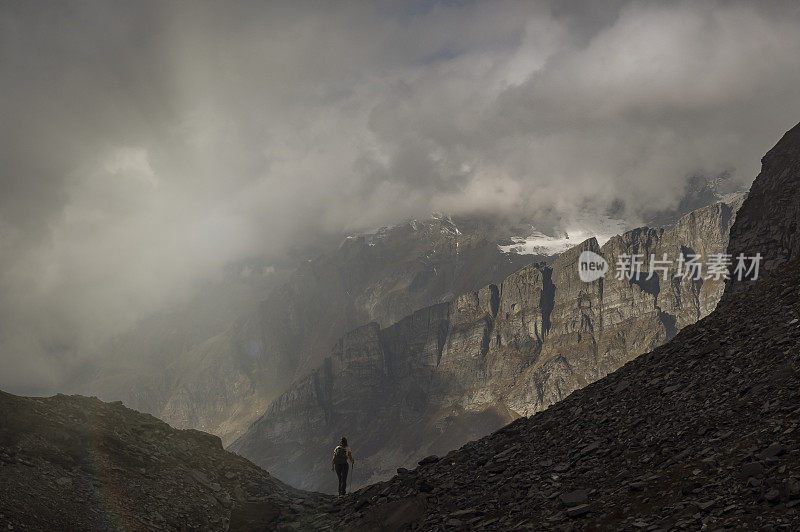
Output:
[{"xmin": 0, "ymin": 391, "xmax": 342, "ymax": 530}]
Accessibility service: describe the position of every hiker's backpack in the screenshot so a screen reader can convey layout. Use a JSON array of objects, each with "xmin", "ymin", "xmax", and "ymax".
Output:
[{"xmin": 333, "ymin": 445, "xmax": 348, "ymax": 465}]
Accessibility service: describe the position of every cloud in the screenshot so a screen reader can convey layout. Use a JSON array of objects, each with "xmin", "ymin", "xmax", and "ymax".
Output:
[{"xmin": 2, "ymin": 0, "xmax": 800, "ymax": 393}]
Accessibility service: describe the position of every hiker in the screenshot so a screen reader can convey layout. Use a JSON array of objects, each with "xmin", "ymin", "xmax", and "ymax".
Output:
[{"xmin": 331, "ymin": 436, "xmax": 354, "ymax": 496}]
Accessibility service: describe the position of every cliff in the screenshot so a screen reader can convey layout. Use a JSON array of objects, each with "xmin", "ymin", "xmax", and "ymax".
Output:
[
  {"xmin": 80, "ymin": 215, "xmax": 536, "ymax": 445},
  {"xmin": 328, "ymin": 120, "xmax": 800, "ymax": 531},
  {"xmin": 337, "ymin": 253, "xmax": 800, "ymax": 531},
  {"xmin": 231, "ymin": 196, "xmax": 744, "ymax": 492}
]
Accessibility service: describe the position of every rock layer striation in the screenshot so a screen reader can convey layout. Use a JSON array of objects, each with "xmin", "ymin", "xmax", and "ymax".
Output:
[{"xmin": 233, "ymin": 197, "xmax": 744, "ymax": 492}]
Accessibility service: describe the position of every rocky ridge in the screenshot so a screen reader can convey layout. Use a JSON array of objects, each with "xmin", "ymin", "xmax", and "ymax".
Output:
[
  {"xmin": 231, "ymin": 195, "xmax": 743, "ymax": 492},
  {"xmin": 0, "ymin": 390, "xmax": 341, "ymax": 531},
  {"xmin": 725, "ymin": 121, "xmax": 800, "ymax": 297}
]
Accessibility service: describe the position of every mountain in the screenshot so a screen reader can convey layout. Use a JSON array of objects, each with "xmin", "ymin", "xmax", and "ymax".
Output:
[
  {"xmin": 76, "ymin": 178, "xmax": 734, "ymax": 448},
  {"xmin": 66, "ymin": 258, "xmax": 288, "ymax": 404},
  {"xmin": 4, "ymin": 121, "xmax": 797, "ymax": 531},
  {"xmin": 320, "ymin": 122, "xmax": 800, "ymax": 530},
  {"xmin": 725, "ymin": 121, "xmax": 800, "ymax": 297},
  {"xmin": 77, "ymin": 214, "xmax": 539, "ymax": 445},
  {"xmin": 336, "ymin": 255, "xmax": 800, "ymax": 531},
  {"xmin": 66, "ymin": 257, "xmax": 294, "ymax": 446},
  {"xmin": 0, "ymin": 390, "xmax": 343, "ymax": 531},
  {"xmin": 230, "ymin": 195, "xmax": 744, "ymax": 493},
  {"xmin": 644, "ymin": 173, "xmax": 745, "ymax": 228}
]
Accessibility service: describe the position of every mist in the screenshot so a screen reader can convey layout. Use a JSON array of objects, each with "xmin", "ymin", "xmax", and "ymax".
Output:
[{"xmin": 3, "ymin": 0, "xmax": 800, "ymax": 394}]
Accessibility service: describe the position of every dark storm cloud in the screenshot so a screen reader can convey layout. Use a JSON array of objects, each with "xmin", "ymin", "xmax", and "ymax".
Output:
[{"xmin": 2, "ymin": 0, "xmax": 800, "ymax": 392}]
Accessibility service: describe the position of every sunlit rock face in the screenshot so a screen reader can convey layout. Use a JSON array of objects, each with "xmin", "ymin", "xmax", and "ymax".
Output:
[
  {"xmin": 330, "ymin": 122, "xmax": 800, "ymax": 531},
  {"xmin": 80, "ymin": 214, "xmax": 537, "ymax": 445},
  {"xmin": 505, "ymin": 196, "xmax": 743, "ymax": 417},
  {"xmin": 232, "ymin": 196, "xmax": 743, "ymax": 492}
]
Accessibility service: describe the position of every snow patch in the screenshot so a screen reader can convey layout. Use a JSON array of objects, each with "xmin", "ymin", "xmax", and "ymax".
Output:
[{"xmin": 499, "ymin": 215, "xmax": 628, "ymax": 256}]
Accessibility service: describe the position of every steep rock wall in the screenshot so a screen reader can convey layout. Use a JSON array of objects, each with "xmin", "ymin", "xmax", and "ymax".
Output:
[{"xmin": 231, "ymin": 197, "xmax": 744, "ymax": 492}]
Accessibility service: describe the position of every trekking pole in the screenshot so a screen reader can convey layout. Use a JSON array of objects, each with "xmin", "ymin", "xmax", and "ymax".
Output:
[{"xmin": 349, "ymin": 463, "xmax": 352, "ymax": 493}]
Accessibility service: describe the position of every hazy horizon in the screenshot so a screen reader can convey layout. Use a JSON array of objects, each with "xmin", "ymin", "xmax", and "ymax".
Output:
[{"xmin": 3, "ymin": 0, "xmax": 800, "ymax": 394}]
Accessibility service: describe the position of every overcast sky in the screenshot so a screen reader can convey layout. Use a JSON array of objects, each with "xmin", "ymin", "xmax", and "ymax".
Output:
[{"xmin": 3, "ymin": 0, "xmax": 800, "ymax": 393}]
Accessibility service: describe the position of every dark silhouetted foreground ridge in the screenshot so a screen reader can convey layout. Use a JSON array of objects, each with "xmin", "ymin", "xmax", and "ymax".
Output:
[{"xmin": 0, "ymin": 392, "xmax": 340, "ymax": 530}]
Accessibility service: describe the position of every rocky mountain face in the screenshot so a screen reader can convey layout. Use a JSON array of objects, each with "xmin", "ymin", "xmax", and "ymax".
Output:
[
  {"xmin": 334, "ymin": 254, "xmax": 800, "ymax": 531},
  {"xmin": 0, "ymin": 390, "xmax": 343, "ymax": 531},
  {"xmin": 725, "ymin": 121, "xmax": 800, "ymax": 298},
  {"xmin": 76, "ymin": 182, "xmax": 735, "ymax": 449},
  {"xmin": 309, "ymin": 121, "xmax": 800, "ymax": 530},
  {"xmin": 231, "ymin": 195, "xmax": 744, "ymax": 493},
  {"xmin": 78, "ymin": 215, "xmax": 536, "ymax": 445}
]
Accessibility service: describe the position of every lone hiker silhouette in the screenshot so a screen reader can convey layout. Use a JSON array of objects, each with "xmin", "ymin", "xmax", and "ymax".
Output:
[{"xmin": 331, "ymin": 436, "xmax": 354, "ymax": 496}]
